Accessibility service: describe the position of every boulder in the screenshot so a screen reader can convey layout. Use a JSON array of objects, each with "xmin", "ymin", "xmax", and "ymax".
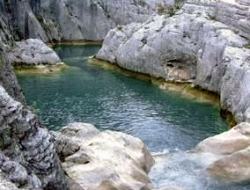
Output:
[
  {"xmin": 7, "ymin": 39, "xmax": 61, "ymax": 66},
  {"xmin": 208, "ymin": 146, "xmax": 250, "ymax": 182},
  {"xmin": 195, "ymin": 122, "xmax": 250, "ymax": 155},
  {"xmin": 52, "ymin": 122, "xmax": 154, "ymax": 190},
  {"xmin": 194, "ymin": 122, "xmax": 250, "ymax": 183}
]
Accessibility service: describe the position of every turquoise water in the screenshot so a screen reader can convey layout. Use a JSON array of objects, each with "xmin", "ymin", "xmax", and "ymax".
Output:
[
  {"xmin": 17, "ymin": 45, "xmax": 250, "ymax": 190},
  {"xmin": 17, "ymin": 44, "xmax": 228, "ymax": 152}
]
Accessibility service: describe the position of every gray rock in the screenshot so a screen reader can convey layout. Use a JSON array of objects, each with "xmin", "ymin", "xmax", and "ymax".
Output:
[
  {"xmin": 0, "ymin": 0, "xmax": 184, "ymax": 43},
  {"xmin": 0, "ymin": 0, "xmax": 145, "ymax": 43},
  {"xmin": 0, "ymin": 170, "xmax": 27, "ymax": 190},
  {"xmin": 40, "ymin": 0, "xmax": 156, "ymax": 41},
  {"xmin": 7, "ymin": 39, "xmax": 61, "ymax": 66},
  {"xmin": 236, "ymin": 0, "xmax": 250, "ymax": 6},
  {"xmin": 96, "ymin": 0, "xmax": 250, "ymax": 123},
  {"xmin": 0, "ymin": 84, "xmax": 68, "ymax": 189},
  {"xmin": 0, "ymin": 53, "xmax": 26, "ymax": 104}
]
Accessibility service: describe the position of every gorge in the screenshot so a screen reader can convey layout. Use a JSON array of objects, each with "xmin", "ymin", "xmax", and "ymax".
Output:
[{"xmin": 0, "ymin": 0, "xmax": 250, "ymax": 190}]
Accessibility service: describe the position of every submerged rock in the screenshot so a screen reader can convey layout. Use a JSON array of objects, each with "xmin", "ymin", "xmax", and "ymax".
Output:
[
  {"xmin": 52, "ymin": 122, "xmax": 154, "ymax": 190},
  {"xmin": 7, "ymin": 39, "xmax": 61, "ymax": 66}
]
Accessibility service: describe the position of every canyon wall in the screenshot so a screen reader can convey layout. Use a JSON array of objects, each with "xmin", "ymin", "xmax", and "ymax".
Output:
[
  {"xmin": 0, "ymin": 53, "xmax": 68, "ymax": 189},
  {"xmin": 2, "ymin": 0, "xmax": 250, "ymax": 188},
  {"xmin": 96, "ymin": 0, "xmax": 250, "ymax": 123},
  {"xmin": 0, "ymin": 1, "xmax": 172, "ymax": 189},
  {"xmin": 0, "ymin": 0, "xmax": 178, "ymax": 43},
  {"xmin": 96, "ymin": 0, "xmax": 250, "ymax": 184}
]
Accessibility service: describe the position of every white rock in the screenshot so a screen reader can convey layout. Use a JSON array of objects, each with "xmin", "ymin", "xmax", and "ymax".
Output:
[
  {"xmin": 7, "ymin": 39, "xmax": 61, "ymax": 66},
  {"xmin": 195, "ymin": 122, "xmax": 250, "ymax": 155},
  {"xmin": 53, "ymin": 122, "xmax": 154, "ymax": 190},
  {"xmin": 194, "ymin": 122, "xmax": 250, "ymax": 182},
  {"xmin": 207, "ymin": 146, "xmax": 250, "ymax": 182}
]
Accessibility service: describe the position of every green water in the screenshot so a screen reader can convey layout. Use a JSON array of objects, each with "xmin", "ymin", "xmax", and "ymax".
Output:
[{"xmin": 17, "ymin": 44, "xmax": 227, "ymax": 152}]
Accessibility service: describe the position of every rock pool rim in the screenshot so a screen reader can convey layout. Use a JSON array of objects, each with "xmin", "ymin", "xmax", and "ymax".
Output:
[
  {"xmin": 90, "ymin": 56, "xmax": 234, "ymax": 128},
  {"xmin": 49, "ymin": 40, "xmax": 103, "ymax": 47},
  {"xmin": 14, "ymin": 62, "xmax": 69, "ymax": 74}
]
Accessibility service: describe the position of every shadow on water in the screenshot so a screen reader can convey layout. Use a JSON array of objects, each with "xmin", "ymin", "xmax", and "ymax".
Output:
[{"xmin": 17, "ymin": 45, "xmax": 249, "ymax": 190}]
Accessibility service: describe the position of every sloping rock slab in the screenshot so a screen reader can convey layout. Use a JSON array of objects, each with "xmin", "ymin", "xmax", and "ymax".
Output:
[
  {"xmin": 52, "ymin": 122, "xmax": 154, "ymax": 190},
  {"xmin": 195, "ymin": 122, "xmax": 250, "ymax": 155},
  {"xmin": 208, "ymin": 146, "xmax": 250, "ymax": 183},
  {"xmin": 7, "ymin": 39, "xmax": 61, "ymax": 66},
  {"xmin": 195, "ymin": 122, "xmax": 250, "ymax": 183}
]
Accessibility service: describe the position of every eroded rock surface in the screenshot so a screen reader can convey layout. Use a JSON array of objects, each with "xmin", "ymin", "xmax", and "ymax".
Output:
[
  {"xmin": 0, "ymin": 84, "xmax": 68, "ymax": 189},
  {"xmin": 0, "ymin": 52, "xmax": 26, "ymax": 104},
  {"xmin": 0, "ymin": 0, "xmax": 181, "ymax": 43},
  {"xmin": 96, "ymin": 0, "xmax": 250, "ymax": 123},
  {"xmin": 0, "ymin": 52, "xmax": 68, "ymax": 189},
  {"xmin": 52, "ymin": 122, "xmax": 154, "ymax": 190},
  {"xmin": 7, "ymin": 39, "xmax": 61, "ymax": 66}
]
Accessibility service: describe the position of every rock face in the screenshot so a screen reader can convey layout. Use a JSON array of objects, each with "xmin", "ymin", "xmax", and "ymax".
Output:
[
  {"xmin": 96, "ymin": 0, "xmax": 250, "ymax": 123},
  {"xmin": 7, "ymin": 39, "xmax": 61, "ymax": 66},
  {"xmin": 52, "ymin": 122, "xmax": 154, "ymax": 190},
  {"xmin": 0, "ymin": 52, "xmax": 26, "ymax": 104},
  {"xmin": 0, "ymin": 55, "xmax": 68, "ymax": 189},
  {"xmin": 39, "ymin": 0, "xmax": 155, "ymax": 41},
  {"xmin": 0, "ymin": 0, "xmax": 181, "ymax": 43}
]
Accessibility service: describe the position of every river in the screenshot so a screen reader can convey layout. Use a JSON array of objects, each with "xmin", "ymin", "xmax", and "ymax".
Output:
[{"xmin": 17, "ymin": 44, "xmax": 250, "ymax": 189}]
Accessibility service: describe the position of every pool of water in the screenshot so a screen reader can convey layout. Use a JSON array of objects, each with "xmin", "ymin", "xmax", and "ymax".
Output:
[
  {"xmin": 17, "ymin": 44, "xmax": 249, "ymax": 190},
  {"xmin": 17, "ymin": 44, "xmax": 227, "ymax": 152}
]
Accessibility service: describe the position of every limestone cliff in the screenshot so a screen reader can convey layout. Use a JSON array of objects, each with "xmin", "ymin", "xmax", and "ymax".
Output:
[
  {"xmin": 0, "ymin": 1, "xmax": 174, "ymax": 189},
  {"xmin": 0, "ymin": 0, "xmax": 177, "ymax": 43},
  {"xmin": 96, "ymin": 0, "xmax": 250, "ymax": 123},
  {"xmin": 0, "ymin": 54, "xmax": 68, "ymax": 189},
  {"xmin": 0, "ymin": 52, "xmax": 25, "ymax": 104}
]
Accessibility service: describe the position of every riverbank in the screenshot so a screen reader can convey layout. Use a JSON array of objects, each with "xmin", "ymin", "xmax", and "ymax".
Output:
[
  {"xmin": 17, "ymin": 43, "xmax": 231, "ymax": 189},
  {"xmin": 0, "ymin": 0, "xmax": 249, "ymax": 189},
  {"xmin": 90, "ymin": 56, "xmax": 235, "ymax": 126},
  {"xmin": 95, "ymin": 0, "xmax": 250, "ymax": 185},
  {"xmin": 14, "ymin": 62, "xmax": 68, "ymax": 74}
]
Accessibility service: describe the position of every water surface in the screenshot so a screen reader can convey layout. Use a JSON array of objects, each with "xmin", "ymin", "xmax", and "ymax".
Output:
[
  {"xmin": 17, "ymin": 44, "xmax": 227, "ymax": 152},
  {"xmin": 17, "ymin": 45, "xmax": 246, "ymax": 190}
]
